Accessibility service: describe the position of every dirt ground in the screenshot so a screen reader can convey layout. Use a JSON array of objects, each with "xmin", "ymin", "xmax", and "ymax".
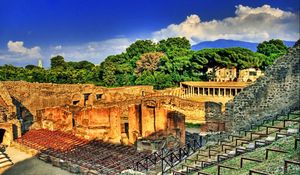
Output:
[{"xmin": 0, "ymin": 147, "xmax": 73, "ymax": 175}]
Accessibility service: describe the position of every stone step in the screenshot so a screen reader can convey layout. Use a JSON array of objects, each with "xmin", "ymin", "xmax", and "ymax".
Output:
[
  {"xmin": 265, "ymin": 136, "xmax": 276, "ymax": 142},
  {"xmin": 228, "ymin": 150, "xmax": 236, "ymax": 156},
  {"xmin": 287, "ymin": 128, "xmax": 299, "ymax": 134},
  {"xmin": 0, "ymin": 159, "xmax": 13, "ymax": 169},
  {"xmin": 247, "ymin": 143, "xmax": 255, "ymax": 149}
]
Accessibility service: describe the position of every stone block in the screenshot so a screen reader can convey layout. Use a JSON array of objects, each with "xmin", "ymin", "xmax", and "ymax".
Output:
[
  {"xmin": 79, "ymin": 166, "xmax": 90, "ymax": 175},
  {"xmin": 69, "ymin": 163, "xmax": 80, "ymax": 173},
  {"xmin": 50, "ymin": 157, "xmax": 60, "ymax": 167}
]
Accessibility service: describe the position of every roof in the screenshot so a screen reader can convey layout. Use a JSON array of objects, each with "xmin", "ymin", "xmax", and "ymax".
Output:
[{"xmin": 180, "ymin": 81, "xmax": 250, "ymax": 88}]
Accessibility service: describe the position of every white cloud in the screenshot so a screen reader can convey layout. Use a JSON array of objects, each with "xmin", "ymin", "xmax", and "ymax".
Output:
[
  {"xmin": 7, "ymin": 41, "xmax": 41, "ymax": 58},
  {"xmin": 49, "ymin": 38, "xmax": 132, "ymax": 63},
  {"xmin": 153, "ymin": 4, "xmax": 300, "ymax": 44},
  {"xmin": 54, "ymin": 45, "xmax": 62, "ymax": 50}
]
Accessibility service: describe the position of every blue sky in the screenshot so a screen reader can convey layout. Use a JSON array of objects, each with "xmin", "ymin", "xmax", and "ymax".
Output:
[{"xmin": 0, "ymin": 0, "xmax": 299, "ymax": 67}]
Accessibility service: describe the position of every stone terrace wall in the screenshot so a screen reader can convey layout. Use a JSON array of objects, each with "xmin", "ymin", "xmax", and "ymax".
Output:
[
  {"xmin": 225, "ymin": 40, "xmax": 300, "ymax": 131},
  {"xmin": 1, "ymin": 81, "xmax": 154, "ymax": 116}
]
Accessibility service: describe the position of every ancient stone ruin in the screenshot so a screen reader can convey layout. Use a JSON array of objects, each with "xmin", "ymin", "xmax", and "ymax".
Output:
[{"xmin": 225, "ymin": 40, "xmax": 300, "ymax": 131}]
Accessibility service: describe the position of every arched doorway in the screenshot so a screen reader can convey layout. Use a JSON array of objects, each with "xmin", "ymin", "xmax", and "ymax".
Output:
[{"xmin": 0, "ymin": 129, "xmax": 6, "ymax": 143}]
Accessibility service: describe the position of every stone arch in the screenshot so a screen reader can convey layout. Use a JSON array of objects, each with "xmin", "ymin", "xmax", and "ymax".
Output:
[
  {"xmin": 71, "ymin": 94, "xmax": 81, "ymax": 106},
  {"xmin": 11, "ymin": 97, "xmax": 33, "ymax": 133},
  {"xmin": 0, "ymin": 126, "xmax": 13, "ymax": 146}
]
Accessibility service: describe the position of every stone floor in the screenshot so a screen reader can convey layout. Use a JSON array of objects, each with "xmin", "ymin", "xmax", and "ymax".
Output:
[{"xmin": 0, "ymin": 147, "xmax": 73, "ymax": 175}]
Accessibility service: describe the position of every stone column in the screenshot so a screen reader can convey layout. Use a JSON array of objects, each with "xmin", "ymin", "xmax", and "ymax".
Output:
[
  {"xmin": 218, "ymin": 88, "xmax": 221, "ymax": 97},
  {"xmin": 198, "ymin": 87, "xmax": 200, "ymax": 96},
  {"xmin": 203, "ymin": 88, "xmax": 205, "ymax": 96},
  {"xmin": 213, "ymin": 88, "xmax": 215, "ymax": 96},
  {"xmin": 128, "ymin": 105, "xmax": 139, "ymax": 144},
  {"xmin": 109, "ymin": 106, "xmax": 121, "ymax": 144},
  {"xmin": 208, "ymin": 88, "xmax": 210, "ymax": 96}
]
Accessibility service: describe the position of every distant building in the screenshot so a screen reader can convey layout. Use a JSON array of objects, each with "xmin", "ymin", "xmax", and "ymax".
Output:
[
  {"xmin": 37, "ymin": 58, "xmax": 43, "ymax": 68},
  {"xmin": 207, "ymin": 67, "xmax": 237, "ymax": 82},
  {"xmin": 238, "ymin": 68, "xmax": 264, "ymax": 82},
  {"xmin": 207, "ymin": 67, "xmax": 263, "ymax": 82}
]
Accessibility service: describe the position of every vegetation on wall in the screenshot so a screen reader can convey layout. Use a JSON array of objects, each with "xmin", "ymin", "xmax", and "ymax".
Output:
[{"xmin": 0, "ymin": 38, "xmax": 289, "ymax": 89}]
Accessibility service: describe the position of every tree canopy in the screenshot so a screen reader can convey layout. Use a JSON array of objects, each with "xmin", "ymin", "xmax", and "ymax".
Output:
[{"xmin": 0, "ymin": 38, "xmax": 288, "ymax": 89}]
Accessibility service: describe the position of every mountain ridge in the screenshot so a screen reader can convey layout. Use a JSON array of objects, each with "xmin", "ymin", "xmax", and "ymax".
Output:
[{"xmin": 192, "ymin": 39, "xmax": 296, "ymax": 51}]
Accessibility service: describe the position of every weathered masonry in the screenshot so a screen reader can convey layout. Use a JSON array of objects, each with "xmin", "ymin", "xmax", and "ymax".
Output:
[
  {"xmin": 0, "ymin": 81, "xmax": 206, "ymax": 146},
  {"xmin": 225, "ymin": 40, "xmax": 300, "ymax": 131}
]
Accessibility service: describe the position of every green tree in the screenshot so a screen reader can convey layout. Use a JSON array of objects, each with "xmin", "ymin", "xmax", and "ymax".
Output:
[
  {"xmin": 257, "ymin": 39, "xmax": 288, "ymax": 56},
  {"xmin": 158, "ymin": 37, "xmax": 191, "ymax": 52},
  {"xmin": 126, "ymin": 40, "xmax": 157, "ymax": 58},
  {"xmin": 50, "ymin": 55, "xmax": 66, "ymax": 69},
  {"xmin": 257, "ymin": 39, "xmax": 288, "ymax": 68}
]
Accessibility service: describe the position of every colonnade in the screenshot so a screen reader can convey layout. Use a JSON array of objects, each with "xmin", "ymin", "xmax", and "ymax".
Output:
[{"xmin": 182, "ymin": 86, "xmax": 242, "ymax": 97}]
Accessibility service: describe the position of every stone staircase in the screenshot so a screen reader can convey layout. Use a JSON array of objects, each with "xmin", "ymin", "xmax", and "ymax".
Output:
[
  {"xmin": 171, "ymin": 110, "xmax": 300, "ymax": 174},
  {"xmin": 0, "ymin": 146, "xmax": 14, "ymax": 169}
]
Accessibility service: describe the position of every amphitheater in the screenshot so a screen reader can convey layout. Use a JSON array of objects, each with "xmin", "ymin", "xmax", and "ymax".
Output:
[{"xmin": 0, "ymin": 41, "xmax": 299, "ymax": 175}]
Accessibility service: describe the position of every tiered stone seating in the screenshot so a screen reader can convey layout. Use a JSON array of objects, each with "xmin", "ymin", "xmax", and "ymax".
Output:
[
  {"xmin": 15, "ymin": 129, "xmax": 150, "ymax": 174},
  {"xmin": 172, "ymin": 110, "xmax": 300, "ymax": 174}
]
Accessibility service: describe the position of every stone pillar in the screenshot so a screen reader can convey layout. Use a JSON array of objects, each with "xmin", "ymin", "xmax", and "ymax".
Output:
[
  {"xmin": 203, "ymin": 88, "xmax": 205, "ymax": 96},
  {"xmin": 208, "ymin": 88, "xmax": 210, "ymax": 96},
  {"xmin": 193, "ymin": 87, "xmax": 195, "ymax": 96},
  {"xmin": 155, "ymin": 107, "xmax": 167, "ymax": 131},
  {"xmin": 229, "ymin": 88, "xmax": 232, "ymax": 96},
  {"xmin": 235, "ymin": 88, "xmax": 238, "ymax": 95},
  {"xmin": 218, "ymin": 88, "xmax": 221, "ymax": 97},
  {"xmin": 141, "ymin": 103, "xmax": 155, "ymax": 137},
  {"xmin": 198, "ymin": 87, "xmax": 200, "ymax": 96},
  {"xmin": 213, "ymin": 88, "xmax": 215, "ymax": 96},
  {"xmin": 109, "ymin": 106, "xmax": 121, "ymax": 144},
  {"xmin": 128, "ymin": 105, "xmax": 140, "ymax": 144}
]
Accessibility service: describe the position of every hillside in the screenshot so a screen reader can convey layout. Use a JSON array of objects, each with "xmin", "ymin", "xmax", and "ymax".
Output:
[{"xmin": 192, "ymin": 39, "xmax": 295, "ymax": 51}]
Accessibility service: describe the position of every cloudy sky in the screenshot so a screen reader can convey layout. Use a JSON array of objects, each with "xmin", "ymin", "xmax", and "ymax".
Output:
[{"xmin": 0, "ymin": 0, "xmax": 299, "ymax": 67}]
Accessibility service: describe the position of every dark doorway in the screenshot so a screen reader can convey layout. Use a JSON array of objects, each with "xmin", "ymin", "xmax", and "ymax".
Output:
[
  {"xmin": 72, "ymin": 114, "xmax": 76, "ymax": 127},
  {"xmin": 83, "ymin": 93, "xmax": 91, "ymax": 106},
  {"xmin": 13, "ymin": 124, "xmax": 18, "ymax": 139},
  {"xmin": 124, "ymin": 123, "xmax": 129, "ymax": 135},
  {"xmin": 0, "ymin": 129, "xmax": 5, "ymax": 143}
]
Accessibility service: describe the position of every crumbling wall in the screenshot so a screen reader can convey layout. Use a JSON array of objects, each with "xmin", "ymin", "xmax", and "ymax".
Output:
[
  {"xmin": 225, "ymin": 41, "xmax": 300, "ymax": 131},
  {"xmin": 1, "ymin": 81, "xmax": 154, "ymax": 116},
  {"xmin": 35, "ymin": 107, "xmax": 73, "ymax": 131},
  {"xmin": 0, "ymin": 82, "xmax": 15, "ymax": 114}
]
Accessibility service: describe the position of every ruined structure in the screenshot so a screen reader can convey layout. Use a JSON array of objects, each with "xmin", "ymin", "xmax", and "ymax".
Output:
[
  {"xmin": 0, "ymin": 81, "xmax": 208, "ymax": 147},
  {"xmin": 225, "ymin": 40, "xmax": 300, "ymax": 131},
  {"xmin": 0, "ymin": 83, "xmax": 21, "ymax": 146},
  {"xmin": 0, "ymin": 79, "xmax": 253, "ymax": 147}
]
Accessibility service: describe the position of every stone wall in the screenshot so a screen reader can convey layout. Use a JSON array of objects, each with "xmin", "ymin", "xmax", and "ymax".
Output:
[
  {"xmin": 225, "ymin": 41, "xmax": 300, "ymax": 131},
  {"xmin": 0, "ymin": 81, "xmax": 206, "ymax": 145},
  {"xmin": 1, "ymin": 81, "xmax": 154, "ymax": 116},
  {"xmin": 0, "ymin": 82, "xmax": 15, "ymax": 114}
]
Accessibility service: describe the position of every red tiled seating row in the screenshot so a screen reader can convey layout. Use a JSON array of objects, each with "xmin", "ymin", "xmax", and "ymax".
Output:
[{"xmin": 16, "ymin": 129, "xmax": 151, "ymax": 174}]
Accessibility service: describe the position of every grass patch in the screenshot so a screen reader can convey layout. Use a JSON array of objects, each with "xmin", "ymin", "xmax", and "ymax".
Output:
[{"xmin": 185, "ymin": 123, "xmax": 202, "ymax": 128}]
